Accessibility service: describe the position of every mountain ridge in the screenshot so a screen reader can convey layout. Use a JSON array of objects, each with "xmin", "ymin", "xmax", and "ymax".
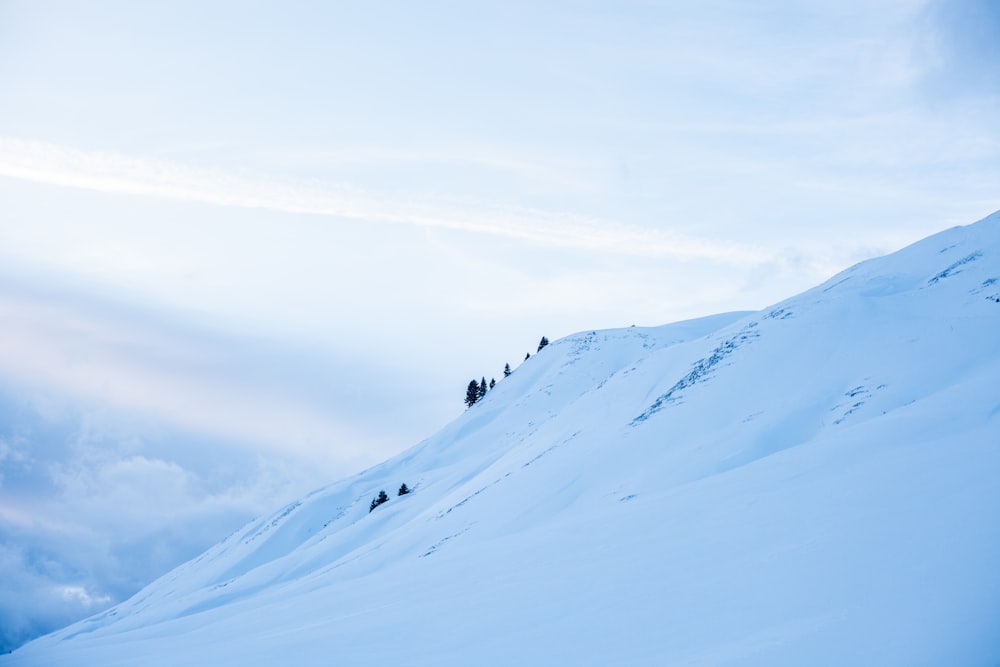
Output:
[{"xmin": 6, "ymin": 211, "xmax": 1000, "ymax": 666}]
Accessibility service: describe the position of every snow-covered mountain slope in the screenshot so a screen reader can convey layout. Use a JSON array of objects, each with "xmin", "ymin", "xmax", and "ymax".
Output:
[{"xmin": 6, "ymin": 213, "xmax": 1000, "ymax": 666}]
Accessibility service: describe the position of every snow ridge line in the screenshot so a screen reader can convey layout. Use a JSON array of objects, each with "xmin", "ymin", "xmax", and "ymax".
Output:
[
  {"xmin": 631, "ymin": 320, "xmax": 761, "ymax": 425},
  {"xmin": 928, "ymin": 251, "xmax": 982, "ymax": 285}
]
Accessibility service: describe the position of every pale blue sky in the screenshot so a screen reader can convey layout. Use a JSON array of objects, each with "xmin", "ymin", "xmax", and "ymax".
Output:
[{"xmin": 0, "ymin": 0, "xmax": 998, "ymax": 651}]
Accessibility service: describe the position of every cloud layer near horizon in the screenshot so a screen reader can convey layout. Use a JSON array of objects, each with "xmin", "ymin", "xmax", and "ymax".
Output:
[{"xmin": 0, "ymin": 280, "xmax": 411, "ymax": 653}]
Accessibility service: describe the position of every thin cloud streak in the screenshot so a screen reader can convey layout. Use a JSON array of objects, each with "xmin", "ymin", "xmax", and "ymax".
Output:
[{"xmin": 0, "ymin": 137, "xmax": 774, "ymax": 266}]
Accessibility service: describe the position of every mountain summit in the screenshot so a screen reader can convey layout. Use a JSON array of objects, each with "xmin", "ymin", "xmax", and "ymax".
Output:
[{"xmin": 6, "ymin": 213, "xmax": 1000, "ymax": 666}]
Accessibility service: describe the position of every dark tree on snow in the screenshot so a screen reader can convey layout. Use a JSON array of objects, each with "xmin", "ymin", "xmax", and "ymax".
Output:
[
  {"xmin": 398, "ymin": 483, "xmax": 410, "ymax": 496},
  {"xmin": 478, "ymin": 376, "xmax": 488, "ymax": 400},
  {"xmin": 465, "ymin": 379, "xmax": 480, "ymax": 407},
  {"xmin": 525, "ymin": 352, "xmax": 531, "ymax": 361},
  {"xmin": 537, "ymin": 336, "xmax": 549, "ymax": 352},
  {"xmin": 489, "ymin": 378, "xmax": 496, "ymax": 390},
  {"xmin": 369, "ymin": 490, "xmax": 389, "ymax": 512},
  {"xmin": 504, "ymin": 362, "xmax": 512, "ymax": 377}
]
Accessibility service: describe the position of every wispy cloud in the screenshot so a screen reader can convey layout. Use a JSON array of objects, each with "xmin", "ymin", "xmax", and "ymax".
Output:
[
  {"xmin": 0, "ymin": 137, "xmax": 773, "ymax": 266},
  {"xmin": 0, "ymin": 279, "xmax": 417, "ymax": 464}
]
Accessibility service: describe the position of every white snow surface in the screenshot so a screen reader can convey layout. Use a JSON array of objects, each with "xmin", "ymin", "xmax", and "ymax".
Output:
[{"xmin": 6, "ymin": 213, "xmax": 1000, "ymax": 666}]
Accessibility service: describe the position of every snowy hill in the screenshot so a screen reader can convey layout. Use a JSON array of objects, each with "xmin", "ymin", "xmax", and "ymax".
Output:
[{"xmin": 5, "ymin": 213, "xmax": 1000, "ymax": 666}]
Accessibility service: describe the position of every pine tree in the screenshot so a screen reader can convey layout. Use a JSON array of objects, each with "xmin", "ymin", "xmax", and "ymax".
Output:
[
  {"xmin": 504, "ymin": 362, "xmax": 512, "ymax": 377},
  {"xmin": 537, "ymin": 336, "xmax": 549, "ymax": 352},
  {"xmin": 478, "ymin": 376, "xmax": 488, "ymax": 400},
  {"xmin": 398, "ymin": 483, "xmax": 410, "ymax": 496},
  {"xmin": 489, "ymin": 378, "xmax": 496, "ymax": 390},
  {"xmin": 525, "ymin": 352, "xmax": 531, "ymax": 361},
  {"xmin": 465, "ymin": 379, "xmax": 480, "ymax": 407},
  {"xmin": 369, "ymin": 490, "xmax": 389, "ymax": 512}
]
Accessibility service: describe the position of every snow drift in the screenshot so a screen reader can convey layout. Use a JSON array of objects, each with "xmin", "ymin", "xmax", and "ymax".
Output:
[{"xmin": 5, "ymin": 213, "xmax": 1000, "ymax": 666}]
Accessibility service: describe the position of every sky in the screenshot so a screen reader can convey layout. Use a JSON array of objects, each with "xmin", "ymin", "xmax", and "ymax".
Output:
[{"xmin": 1, "ymin": 0, "xmax": 999, "ymax": 652}]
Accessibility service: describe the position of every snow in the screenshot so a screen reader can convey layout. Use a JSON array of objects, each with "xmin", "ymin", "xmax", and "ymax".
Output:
[{"xmin": 4, "ymin": 212, "xmax": 1000, "ymax": 666}]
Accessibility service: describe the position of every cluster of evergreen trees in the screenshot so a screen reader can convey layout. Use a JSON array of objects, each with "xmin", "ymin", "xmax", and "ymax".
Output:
[
  {"xmin": 464, "ymin": 336, "xmax": 550, "ymax": 408},
  {"xmin": 464, "ymin": 376, "xmax": 495, "ymax": 408},
  {"xmin": 369, "ymin": 483, "xmax": 410, "ymax": 512}
]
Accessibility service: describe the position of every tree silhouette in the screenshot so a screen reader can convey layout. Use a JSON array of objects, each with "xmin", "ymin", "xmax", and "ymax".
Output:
[
  {"xmin": 369, "ymin": 490, "xmax": 389, "ymax": 512},
  {"xmin": 465, "ymin": 379, "xmax": 480, "ymax": 407}
]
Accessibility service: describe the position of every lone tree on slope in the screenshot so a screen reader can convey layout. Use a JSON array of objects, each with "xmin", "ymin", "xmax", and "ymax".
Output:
[
  {"xmin": 369, "ymin": 490, "xmax": 389, "ymax": 512},
  {"xmin": 398, "ymin": 483, "xmax": 410, "ymax": 496},
  {"xmin": 478, "ymin": 376, "xmax": 488, "ymax": 400},
  {"xmin": 537, "ymin": 336, "xmax": 549, "ymax": 352},
  {"xmin": 504, "ymin": 362, "xmax": 512, "ymax": 377},
  {"xmin": 489, "ymin": 377, "xmax": 496, "ymax": 390},
  {"xmin": 465, "ymin": 379, "xmax": 481, "ymax": 408}
]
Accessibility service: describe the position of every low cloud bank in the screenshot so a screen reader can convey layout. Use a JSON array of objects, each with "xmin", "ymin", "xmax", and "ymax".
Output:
[{"xmin": 0, "ymin": 279, "xmax": 426, "ymax": 652}]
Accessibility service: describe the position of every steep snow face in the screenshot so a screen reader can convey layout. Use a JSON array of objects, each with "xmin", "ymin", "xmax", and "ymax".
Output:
[{"xmin": 6, "ymin": 213, "xmax": 1000, "ymax": 666}]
